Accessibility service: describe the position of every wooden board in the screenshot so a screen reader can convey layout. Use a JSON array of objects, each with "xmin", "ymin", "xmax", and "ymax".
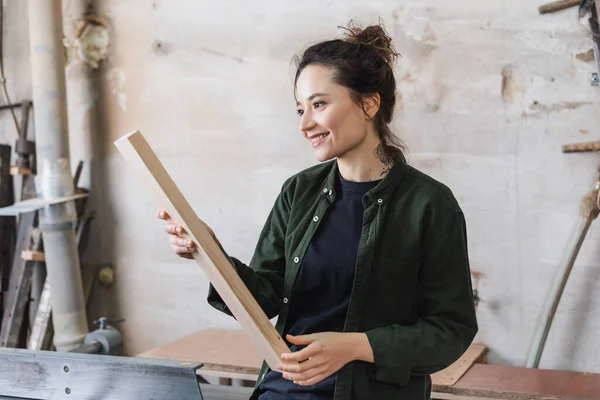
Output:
[
  {"xmin": 0, "ymin": 145, "xmax": 15, "ymax": 321},
  {"xmin": 138, "ymin": 328, "xmax": 263, "ymax": 371},
  {"xmin": 139, "ymin": 327, "xmax": 487, "ymax": 385},
  {"xmin": 27, "ymin": 278, "xmax": 52, "ymax": 351},
  {"xmin": 438, "ymin": 364, "xmax": 600, "ymax": 400},
  {"xmin": 114, "ymin": 130, "xmax": 290, "ymax": 371},
  {"xmin": 432, "ymin": 343, "xmax": 488, "ymax": 386},
  {"xmin": 9, "ymin": 166, "xmax": 32, "ymax": 176},
  {"xmin": 21, "ymin": 250, "xmax": 45, "ymax": 262},
  {"xmin": 0, "ymin": 211, "xmax": 36, "ymax": 347}
]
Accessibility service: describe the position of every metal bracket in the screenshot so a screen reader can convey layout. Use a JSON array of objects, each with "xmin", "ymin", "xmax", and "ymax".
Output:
[
  {"xmin": 591, "ymin": 72, "xmax": 600, "ymax": 86},
  {"xmin": 0, "ymin": 348, "xmax": 204, "ymax": 399}
]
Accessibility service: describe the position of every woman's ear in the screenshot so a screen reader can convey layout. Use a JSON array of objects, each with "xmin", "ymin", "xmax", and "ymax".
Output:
[{"xmin": 362, "ymin": 93, "xmax": 381, "ymax": 120}]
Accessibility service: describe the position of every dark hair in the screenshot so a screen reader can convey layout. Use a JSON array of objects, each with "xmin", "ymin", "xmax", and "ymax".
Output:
[{"xmin": 293, "ymin": 20, "xmax": 406, "ymax": 166}]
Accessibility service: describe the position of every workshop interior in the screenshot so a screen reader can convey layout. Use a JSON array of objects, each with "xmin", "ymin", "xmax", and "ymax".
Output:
[{"xmin": 1, "ymin": 0, "xmax": 600, "ymax": 399}]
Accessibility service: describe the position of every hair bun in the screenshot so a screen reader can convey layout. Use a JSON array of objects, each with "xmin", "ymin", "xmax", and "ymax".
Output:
[{"xmin": 341, "ymin": 20, "xmax": 400, "ymax": 66}]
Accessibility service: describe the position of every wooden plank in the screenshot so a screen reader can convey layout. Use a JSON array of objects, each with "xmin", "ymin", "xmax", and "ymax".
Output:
[
  {"xmin": 439, "ymin": 364, "xmax": 600, "ymax": 400},
  {"xmin": 0, "ymin": 145, "xmax": 15, "ymax": 321},
  {"xmin": 27, "ymin": 278, "xmax": 52, "ymax": 351},
  {"xmin": 9, "ymin": 166, "xmax": 32, "ymax": 176},
  {"xmin": 115, "ymin": 130, "xmax": 290, "ymax": 371},
  {"xmin": 138, "ymin": 328, "xmax": 263, "ymax": 371},
  {"xmin": 0, "ymin": 211, "xmax": 36, "ymax": 347},
  {"xmin": 432, "ymin": 343, "xmax": 488, "ymax": 386},
  {"xmin": 199, "ymin": 365, "xmax": 259, "ymax": 381},
  {"xmin": 538, "ymin": 0, "xmax": 580, "ymax": 14},
  {"xmin": 21, "ymin": 250, "xmax": 45, "ymax": 262}
]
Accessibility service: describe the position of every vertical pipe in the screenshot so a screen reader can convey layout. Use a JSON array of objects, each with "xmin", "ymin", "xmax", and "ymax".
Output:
[{"xmin": 27, "ymin": 0, "xmax": 89, "ymax": 351}]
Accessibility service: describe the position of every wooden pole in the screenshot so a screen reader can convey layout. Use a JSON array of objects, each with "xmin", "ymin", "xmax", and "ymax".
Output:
[{"xmin": 538, "ymin": 0, "xmax": 580, "ymax": 14}]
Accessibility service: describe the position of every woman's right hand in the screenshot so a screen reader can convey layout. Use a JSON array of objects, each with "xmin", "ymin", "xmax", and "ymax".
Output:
[{"xmin": 158, "ymin": 209, "xmax": 196, "ymax": 260}]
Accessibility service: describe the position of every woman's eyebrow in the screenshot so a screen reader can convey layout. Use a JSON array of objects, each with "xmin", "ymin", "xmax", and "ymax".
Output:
[{"xmin": 296, "ymin": 92, "xmax": 330, "ymax": 106}]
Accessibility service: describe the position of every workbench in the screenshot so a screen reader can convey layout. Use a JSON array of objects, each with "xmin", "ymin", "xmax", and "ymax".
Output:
[
  {"xmin": 138, "ymin": 328, "xmax": 489, "ymax": 389},
  {"xmin": 0, "ymin": 347, "xmax": 253, "ymax": 400},
  {"xmin": 139, "ymin": 328, "xmax": 600, "ymax": 400}
]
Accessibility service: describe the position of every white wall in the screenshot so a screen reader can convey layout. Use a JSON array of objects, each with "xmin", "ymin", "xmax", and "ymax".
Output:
[{"xmin": 5, "ymin": 0, "xmax": 600, "ymax": 372}]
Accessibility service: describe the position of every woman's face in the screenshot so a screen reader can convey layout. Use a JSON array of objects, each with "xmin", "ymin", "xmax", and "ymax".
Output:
[{"xmin": 295, "ymin": 64, "xmax": 376, "ymax": 162}]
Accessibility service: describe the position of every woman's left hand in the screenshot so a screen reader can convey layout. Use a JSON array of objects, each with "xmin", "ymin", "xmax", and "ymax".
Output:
[{"xmin": 278, "ymin": 332, "xmax": 371, "ymax": 386}]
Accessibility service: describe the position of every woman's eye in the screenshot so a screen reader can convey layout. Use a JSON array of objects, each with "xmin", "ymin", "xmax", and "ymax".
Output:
[
  {"xmin": 296, "ymin": 109, "xmax": 304, "ymax": 116},
  {"xmin": 313, "ymin": 101, "xmax": 325, "ymax": 109}
]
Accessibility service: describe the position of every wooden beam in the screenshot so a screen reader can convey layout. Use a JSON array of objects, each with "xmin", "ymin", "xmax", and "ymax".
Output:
[
  {"xmin": 27, "ymin": 278, "xmax": 52, "ymax": 351},
  {"xmin": 9, "ymin": 166, "xmax": 32, "ymax": 176},
  {"xmin": 21, "ymin": 250, "xmax": 45, "ymax": 262},
  {"xmin": 0, "ymin": 212, "xmax": 36, "ymax": 347},
  {"xmin": 538, "ymin": 0, "xmax": 580, "ymax": 14},
  {"xmin": 114, "ymin": 130, "xmax": 290, "ymax": 371},
  {"xmin": 0, "ymin": 145, "xmax": 16, "ymax": 322}
]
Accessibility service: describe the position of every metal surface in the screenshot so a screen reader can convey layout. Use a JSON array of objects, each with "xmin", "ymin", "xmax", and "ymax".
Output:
[
  {"xmin": 67, "ymin": 341, "xmax": 102, "ymax": 354},
  {"xmin": 27, "ymin": 0, "xmax": 88, "ymax": 351},
  {"xmin": 0, "ymin": 348, "xmax": 205, "ymax": 399}
]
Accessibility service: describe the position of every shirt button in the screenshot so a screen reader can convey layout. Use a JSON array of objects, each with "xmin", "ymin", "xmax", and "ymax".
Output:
[
  {"xmin": 323, "ymin": 188, "xmax": 328, "ymax": 193},
  {"xmin": 377, "ymin": 198, "xmax": 383, "ymax": 204},
  {"xmin": 293, "ymin": 257, "xmax": 299, "ymax": 263},
  {"xmin": 313, "ymin": 216, "xmax": 319, "ymax": 222},
  {"xmin": 283, "ymin": 297, "xmax": 289, "ymax": 304}
]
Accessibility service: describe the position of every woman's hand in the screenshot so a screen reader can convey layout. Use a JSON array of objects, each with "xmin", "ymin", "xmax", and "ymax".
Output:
[
  {"xmin": 278, "ymin": 332, "xmax": 374, "ymax": 386},
  {"xmin": 158, "ymin": 209, "xmax": 196, "ymax": 259}
]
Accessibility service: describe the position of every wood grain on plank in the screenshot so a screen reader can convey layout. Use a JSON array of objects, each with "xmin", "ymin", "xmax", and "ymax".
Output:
[{"xmin": 115, "ymin": 131, "xmax": 290, "ymax": 371}]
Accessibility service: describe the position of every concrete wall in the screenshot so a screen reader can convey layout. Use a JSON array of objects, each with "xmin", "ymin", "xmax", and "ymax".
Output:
[{"xmin": 4, "ymin": 0, "xmax": 600, "ymax": 372}]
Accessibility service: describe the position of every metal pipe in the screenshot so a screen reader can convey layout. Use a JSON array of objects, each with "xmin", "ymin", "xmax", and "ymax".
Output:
[
  {"xmin": 68, "ymin": 341, "xmax": 103, "ymax": 354},
  {"xmin": 27, "ymin": 0, "xmax": 89, "ymax": 351}
]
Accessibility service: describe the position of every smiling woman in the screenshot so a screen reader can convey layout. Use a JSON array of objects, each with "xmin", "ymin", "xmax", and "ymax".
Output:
[{"xmin": 158, "ymin": 19, "xmax": 478, "ymax": 400}]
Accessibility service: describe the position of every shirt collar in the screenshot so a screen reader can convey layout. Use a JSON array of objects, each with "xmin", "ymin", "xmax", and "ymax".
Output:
[{"xmin": 321, "ymin": 160, "xmax": 407, "ymax": 207}]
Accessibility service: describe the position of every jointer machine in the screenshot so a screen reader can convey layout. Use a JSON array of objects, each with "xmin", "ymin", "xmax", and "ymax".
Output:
[{"xmin": 0, "ymin": 339, "xmax": 253, "ymax": 400}]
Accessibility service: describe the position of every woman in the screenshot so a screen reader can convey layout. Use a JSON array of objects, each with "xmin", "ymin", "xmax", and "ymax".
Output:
[{"xmin": 159, "ymin": 21, "xmax": 478, "ymax": 400}]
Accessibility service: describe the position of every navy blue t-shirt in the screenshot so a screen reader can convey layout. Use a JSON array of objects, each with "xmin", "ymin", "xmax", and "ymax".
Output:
[{"xmin": 257, "ymin": 173, "xmax": 380, "ymax": 400}]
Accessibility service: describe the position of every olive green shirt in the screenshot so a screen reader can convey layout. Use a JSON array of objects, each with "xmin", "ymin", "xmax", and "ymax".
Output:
[{"xmin": 208, "ymin": 159, "xmax": 478, "ymax": 400}]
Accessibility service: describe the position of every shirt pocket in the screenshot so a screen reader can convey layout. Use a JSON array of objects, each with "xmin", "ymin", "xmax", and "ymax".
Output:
[{"xmin": 363, "ymin": 257, "xmax": 420, "ymax": 324}]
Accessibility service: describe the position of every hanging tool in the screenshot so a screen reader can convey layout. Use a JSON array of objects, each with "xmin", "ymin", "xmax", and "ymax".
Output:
[{"xmin": 527, "ymin": 140, "xmax": 600, "ymax": 368}]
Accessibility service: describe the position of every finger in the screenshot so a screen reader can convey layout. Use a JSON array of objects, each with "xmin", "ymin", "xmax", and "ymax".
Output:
[
  {"xmin": 169, "ymin": 236, "xmax": 195, "ymax": 248},
  {"xmin": 294, "ymin": 371, "xmax": 329, "ymax": 387},
  {"xmin": 172, "ymin": 245, "xmax": 195, "ymax": 254},
  {"xmin": 278, "ymin": 357, "xmax": 322, "ymax": 374},
  {"xmin": 286, "ymin": 334, "xmax": 316, "ymax": 346},
  {"xmin": 283, "ymin": 364, "xmax": 328, "ymax": 383},
  {"xmin": 157, "ymin": 209, "xmax": 170, "ymax": 220},
  {"xmin": 164, "ymin": 223, "xmax": 185, "ymax": 235},
  {"xmin": 281, "ymin": 342, "xmax": 321, "ymax": 362}
]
